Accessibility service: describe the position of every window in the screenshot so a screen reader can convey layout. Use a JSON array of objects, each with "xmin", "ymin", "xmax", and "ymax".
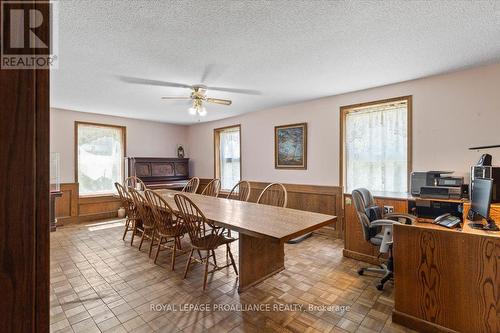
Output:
[
  {"xmin": 340, "ymin": 96, "xmax": 412, "ymax": 193},
  {"xmin": 214, "ymin": 125, "xmax": 241, "ymax": 191},
  {"xmin": 76, "ymin": 122, "xmax": 126, "ymax": 195}
]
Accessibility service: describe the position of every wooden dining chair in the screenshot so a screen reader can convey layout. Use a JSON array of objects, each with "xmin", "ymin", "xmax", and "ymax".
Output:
[
  {"xmin": 128, "ymin": 188, "xmax": 156, "ymax": 256},
  {"xmin": 201, "ymin": 179, "xmax": 221, "ymax": 197},
  {"xmin": 115, "ymin": 182, "xmax": 140, "ymax": 243},
  {"xmin": 224, "ymin": 180, "xmax": 251, "ymax": 241},
  {"xmin": 257, "ymin": 183, "xmax": 288, "ymax": 208},
  {"xmin": 145, "ymin": 190, "xmax": 187, "ymax": 270},
  {"xmin": 174, "ymin": 193, "xmax": 238, "ymax": 291},
  {"xmin": 124, "ymin": 176, "xmax": 147, "ymax": 191},
  {"xmin": 226, "ymin": 180, "xmax": 251, "ymax": 202},
  {"xmin": 182, "ymin": 177, "xmax": 200, "ymax": 193}
]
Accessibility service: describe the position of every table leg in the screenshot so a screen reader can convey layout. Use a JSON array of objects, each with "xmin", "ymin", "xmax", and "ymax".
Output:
[{"xmin": 238, "ymin": 233, "xmax": 284, "ymax": 293}]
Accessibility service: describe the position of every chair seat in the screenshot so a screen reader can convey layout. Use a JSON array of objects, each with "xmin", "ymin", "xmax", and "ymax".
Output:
[
  {"xmin": 369, "ymin": 233, "xmax": 384, "ymax": 246},
  {"xmin": 192, "ymin": 234, "xmax": 237, "ymax": 250},
  {"xmin": 157, "ymin": 223, "xmax": 187, "ymax": 238}
]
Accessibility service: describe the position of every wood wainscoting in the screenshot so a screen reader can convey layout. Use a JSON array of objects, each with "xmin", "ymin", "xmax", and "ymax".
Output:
[
  {"xmin": 343, "ymin": 193, "xmax": 408, "ymax": 264},
  {"xmin": 55, "ymin": 180, "xmax": 342, "ymax": 232},
  {"xmin": 197, "ymin": 178, "xmax": 344, "ymax": 238},
  {"xmin": 78, "ymin": 195, "xmax": 121, "ymax": 222},
  {"xmin": 55, "ymin": 183, "xmax": 79, "ymax": 225},
  {"xmin": 54, "ymin": 183, "xmax": 121, "ymax": 224}
]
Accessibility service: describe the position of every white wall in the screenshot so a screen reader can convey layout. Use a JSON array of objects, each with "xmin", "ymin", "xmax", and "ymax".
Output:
[
  {"xmin": 187, "ymin": 62, "xmax": 500, "ymax": 186},
  {"xmin": 51, "ymin": 108, "xmax": 188, "ymax": 183}
]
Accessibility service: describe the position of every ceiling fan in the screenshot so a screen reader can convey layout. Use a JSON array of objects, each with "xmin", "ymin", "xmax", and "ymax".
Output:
[{"xmin": 118, "ymin": 75, "xmax": 261, "ymax": 117}]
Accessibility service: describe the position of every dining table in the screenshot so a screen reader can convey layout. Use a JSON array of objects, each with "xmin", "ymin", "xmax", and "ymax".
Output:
[{"xmin": 153, "ymin": 189, "xmax": 337, "ymax": 293}]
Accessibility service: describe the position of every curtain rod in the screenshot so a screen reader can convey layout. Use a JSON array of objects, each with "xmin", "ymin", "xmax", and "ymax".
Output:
[{"xmin": 469, "ymin": 144, "xmax": 500, "ymax": 150}]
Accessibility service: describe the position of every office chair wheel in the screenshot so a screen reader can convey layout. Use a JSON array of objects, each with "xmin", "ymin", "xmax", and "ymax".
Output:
[
  {"xmin": 357, "ymin": 268, "xmax": 364, "ymax": 275},
  {"xmin": 376, "ymin": 283, "xmax": 384, "ymax": 291}
]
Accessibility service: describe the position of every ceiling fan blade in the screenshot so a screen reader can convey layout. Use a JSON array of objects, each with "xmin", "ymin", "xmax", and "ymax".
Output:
[
  {"xmin": 117, "ymin": 76, "xmax": 192, "ymax": 89},
  {"xmin": 200, "ymin": 64, "xmax": 215, "ymax": 84},
  {"xmin": 206, "ymin": 98, "xmax": 232, "ymax": 106},
  {"xmin": 206, "ymin": 86, "xmax": 261, "ymax": 95},
  {"xmin": 161, "ymin": 96, "xmax": 192, "ymax": 100}
]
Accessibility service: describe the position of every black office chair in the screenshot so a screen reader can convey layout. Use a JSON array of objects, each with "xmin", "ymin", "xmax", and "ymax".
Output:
[{"xmin": 351, "ymin": 188, "xmax": 416, "ymax": 290}]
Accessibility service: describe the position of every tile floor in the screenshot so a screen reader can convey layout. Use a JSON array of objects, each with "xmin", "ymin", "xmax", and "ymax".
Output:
[{"xmin": 50, "ymin": 220, "xmax": 416, "ymax": 333}]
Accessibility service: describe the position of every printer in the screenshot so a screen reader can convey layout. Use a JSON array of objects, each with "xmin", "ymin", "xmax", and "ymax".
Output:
[{"xmin": 411, "ymin": 171, "xmax": 467, "ymax": 199}]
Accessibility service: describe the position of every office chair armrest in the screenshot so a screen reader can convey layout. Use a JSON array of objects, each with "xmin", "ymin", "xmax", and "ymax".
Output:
[
  {"xmin": 383, "ymin": 213, "xmax": 417, "ymax": 224},
  {"xmin": 370, "ymin": 219, "xmax": 402, "ymax": 227}
]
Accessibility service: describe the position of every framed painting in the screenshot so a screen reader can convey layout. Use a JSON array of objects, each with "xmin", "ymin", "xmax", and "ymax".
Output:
[{"xmin": 274, "ymin": 123, "xmax": 307, "ymax": 169}]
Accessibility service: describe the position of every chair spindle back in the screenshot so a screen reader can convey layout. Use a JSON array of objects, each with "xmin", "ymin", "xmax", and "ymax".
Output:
[
  {"xmin": 227, "ymin": 180, "xmax": 251, "ymax": 202},
  {"xmin": 182, "ymin": 177, "xmax": 200, "ymax": 193},
  {"xmin": 145, "ymin": 190, "xmax": 181, "ymax": 236},
  {"xmin": 128, "ymin": 187, "xmax": 155, "ymax": 229},
  {"xmin": 256, "ymin": 183, "xmax": 288, "ymax": 208},
  {"xmin": 174, "ymin": 194, "xmax": 220, "ymax": 249},
  {"xmin": 201, "ymin": 179, "xmax": 221, "ymax": 197},
  {"xmin": 124, "ymin": 176, "xmax": 147, "ymax": 191}
]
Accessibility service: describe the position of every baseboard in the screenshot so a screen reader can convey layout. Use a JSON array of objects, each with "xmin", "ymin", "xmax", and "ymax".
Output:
[
  {"xmin": 342, "ymin": 249, "xmax": 381, "ymax": 265},
  {"xmin": 314, "ymin": 226, "xmax": 342, "ymax": 239},
  {"xmin": 392, "ymin": 310, "xmax": 458, "ymax": 333},
  {"xmin": 77, "ymin": 211, "xmax": 118, "ymax": 223},
  {"xmin": 55, "ymin": 216, "xmax": 79, "ymax": 226}
]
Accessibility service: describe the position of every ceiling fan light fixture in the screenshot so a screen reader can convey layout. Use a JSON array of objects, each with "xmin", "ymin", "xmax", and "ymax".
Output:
[
  {"xmin": 198, "ymin": 107, "xmax": 207, "ymax": 117},
  {"xmin": 188, "ymin": 106, "xmax": 197, "ymax": 115}
]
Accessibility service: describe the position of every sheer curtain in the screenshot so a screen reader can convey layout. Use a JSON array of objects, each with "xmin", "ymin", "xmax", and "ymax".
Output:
[
  {"xmin": 219, "ymin": 127, "xmax": 241, "ymax": 191},
  {"xmin": 345, "ymin": 103, "xmax": 408, "ymax": 193},
  {"xmin": 77, "ymin": 124, "xmax": 124, "ymax": 195}
]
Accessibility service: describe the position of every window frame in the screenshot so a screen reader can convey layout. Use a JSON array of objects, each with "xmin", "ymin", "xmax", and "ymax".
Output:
[
  {"xmin": 214, "ymin": 124, "xmax": 242, "ymax": 192},
  {"xmin": 74, "ymin": 121, "xmax": 127, "ymax": 197},
  {"xmin": 339, "ymin": 95, "xmax": 413, "ymax": 194}
]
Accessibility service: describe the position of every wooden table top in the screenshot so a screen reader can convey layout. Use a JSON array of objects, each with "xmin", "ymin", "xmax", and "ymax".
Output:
[
  {"xmin": 398, "ymin": 219, "xmax": 500, "ymax": 238},
  {"xmin": 154, "ymin": 189, "xmax": 336, "ymax": 242}
]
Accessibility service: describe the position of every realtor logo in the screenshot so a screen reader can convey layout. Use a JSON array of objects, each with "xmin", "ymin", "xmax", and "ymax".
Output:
[{"xmin": 1, "ymin": 0, "xmax": 58, "ymax": 69}]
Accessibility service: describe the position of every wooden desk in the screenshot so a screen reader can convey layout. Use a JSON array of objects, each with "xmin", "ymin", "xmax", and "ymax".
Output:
[
  {"xmin": 154, "ymin": 189, "xmax": 337, "ymax": 292},
  {"xmin": 393, "ymin": 220, "xmax": 499, "ymax": 332},
  {"xmin": 343, "ymin": 192, "xmax": 469, "ymax": 264},
  {"xmin": 343, "ymin": 191, "xmax": 499, "ymax": 332}
]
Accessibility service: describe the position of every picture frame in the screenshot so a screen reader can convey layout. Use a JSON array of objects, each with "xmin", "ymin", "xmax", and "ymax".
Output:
[{"xmin": 274, "ymin": 122, "xmax": 307, "ymax": 169}]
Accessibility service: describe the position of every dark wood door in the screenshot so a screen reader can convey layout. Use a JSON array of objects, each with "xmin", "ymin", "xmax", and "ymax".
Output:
[{"xmin": 0, "ymin": 1, "xmax": 50, "ymax": 332}]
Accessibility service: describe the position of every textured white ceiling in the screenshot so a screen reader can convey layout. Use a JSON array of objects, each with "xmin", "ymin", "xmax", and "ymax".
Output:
[{"xmin": 51, "ymin": 0, "xmax": 500, "ymax": 124}]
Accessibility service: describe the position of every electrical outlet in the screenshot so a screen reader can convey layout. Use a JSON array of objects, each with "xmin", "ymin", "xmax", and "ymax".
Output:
[{"xmin": 384, "ymin": 205, "xmax": 394, "ymax": 214}]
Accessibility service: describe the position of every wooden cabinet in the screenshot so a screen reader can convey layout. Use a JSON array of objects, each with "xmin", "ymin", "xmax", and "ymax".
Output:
[{"xmin": 393, "ymin": 221, "xmax": 500, "ymax": 332}]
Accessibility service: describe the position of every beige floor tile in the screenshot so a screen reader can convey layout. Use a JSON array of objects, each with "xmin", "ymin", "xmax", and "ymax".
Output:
[{"xmin": 50, "ymin": 220, "xmax": 410, "ymax": 333}]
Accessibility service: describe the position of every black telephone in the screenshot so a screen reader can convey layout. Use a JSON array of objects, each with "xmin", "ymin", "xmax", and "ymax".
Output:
[{"xmin": 433, "ymin": 213, "xmax": 462, "ymax": 228}]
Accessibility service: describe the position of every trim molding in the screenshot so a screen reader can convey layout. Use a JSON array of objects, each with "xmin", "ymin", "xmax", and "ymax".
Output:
[
  {"xmin": 392, "ymin": 311, "xmax": 458, "ymax": 333},
  {"xmin": 342, "ymin": 249, "xmax": 382, "ymax": 265}
]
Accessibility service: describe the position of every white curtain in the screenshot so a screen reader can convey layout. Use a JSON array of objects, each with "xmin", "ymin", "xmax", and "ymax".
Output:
[
  {"xmin": 345, "ymin": 103, "xmax": 408, "ymax": 193},
  {"xmin": 78, "ymin": 125, "xmax": 123, "ymax": 195},
  {"xmin": 220, "ymin": 128, "xmax": 241, "ymax": 191}
]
